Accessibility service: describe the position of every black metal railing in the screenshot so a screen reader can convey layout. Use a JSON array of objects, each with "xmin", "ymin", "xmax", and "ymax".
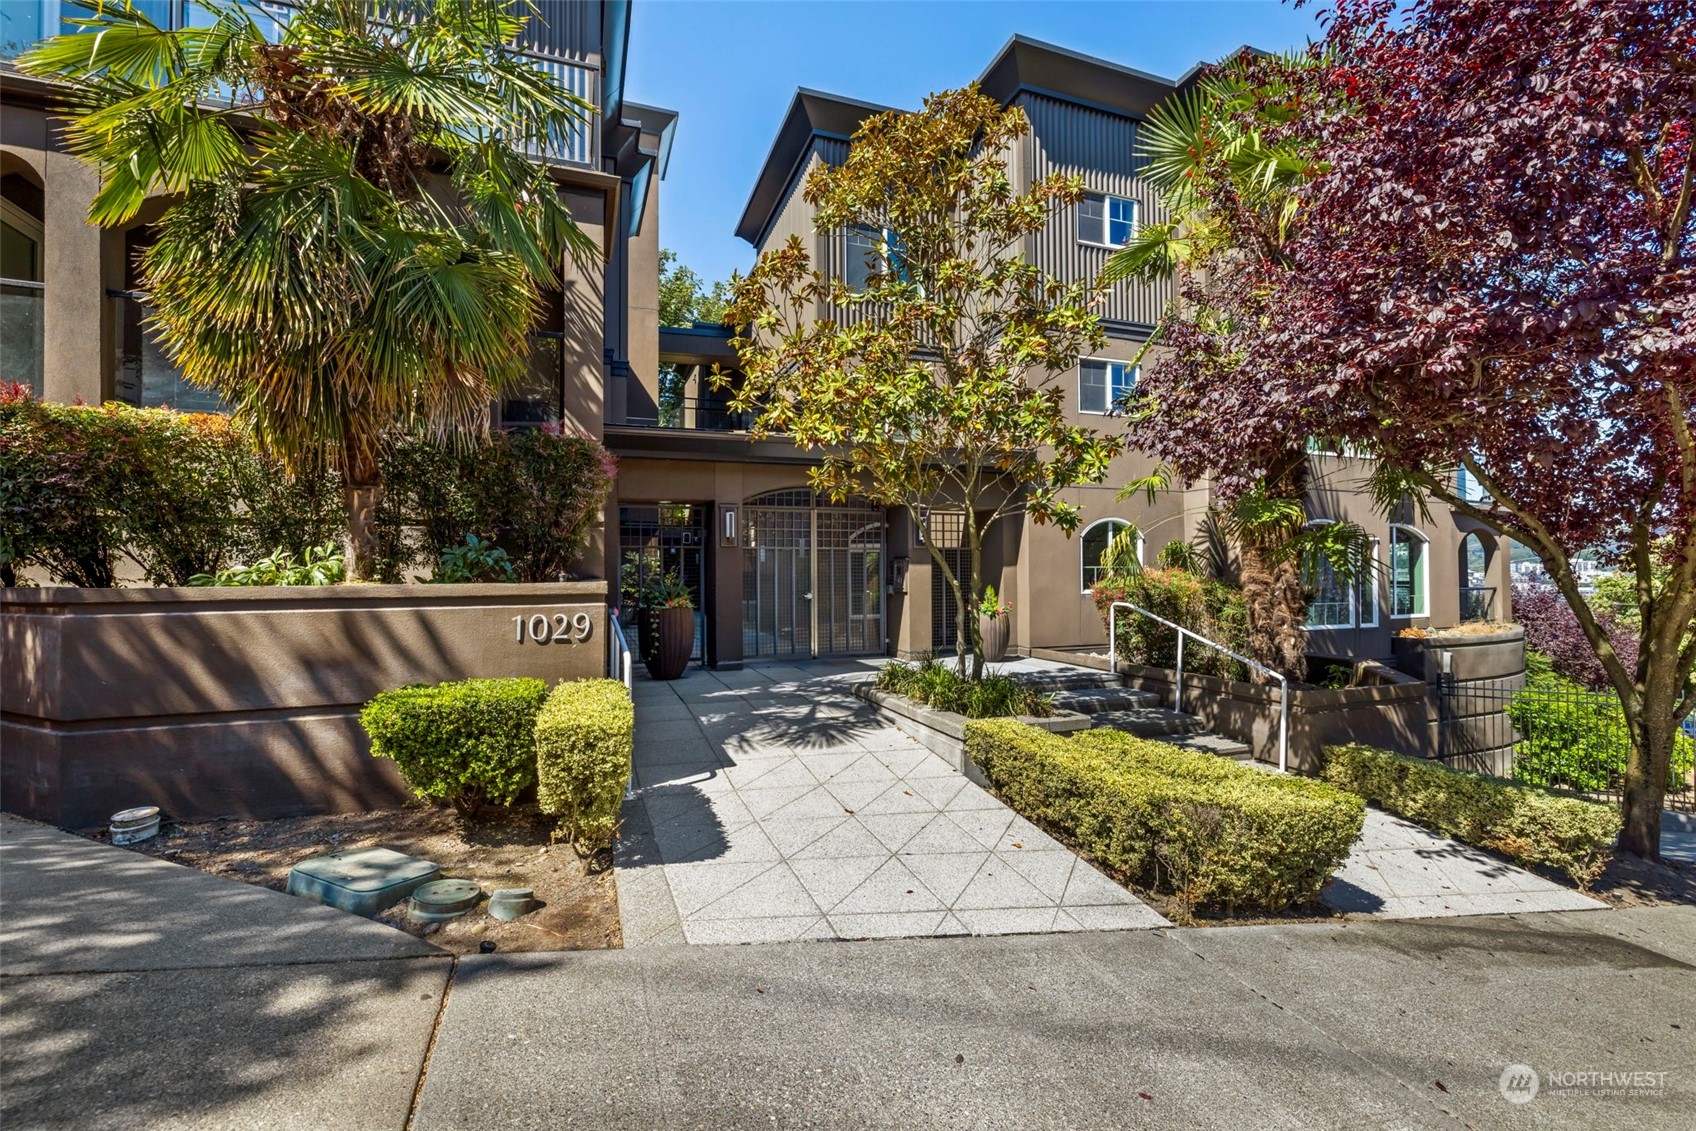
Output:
[
  {"xmin": 1436, "ymin": 673, "xmax": 1696, "ymax": 811},
  {"xmin": 631, "ymin": 397, "xmax": 754, "ymax": 432}
]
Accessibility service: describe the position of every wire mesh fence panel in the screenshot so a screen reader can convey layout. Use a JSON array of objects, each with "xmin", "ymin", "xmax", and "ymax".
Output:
[{"xmin": 1437, "ymin": 674, "xmax": 1696, "ymax": 812}]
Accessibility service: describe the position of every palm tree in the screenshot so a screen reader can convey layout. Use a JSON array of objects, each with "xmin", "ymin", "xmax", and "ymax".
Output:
[
  {"xmin": 1103, "ymin": 52, "xmax": 1365, "ymax": 679},
  {"xmin": 20, "ymin": 0, "xmax": 596, "ymax": 578}
]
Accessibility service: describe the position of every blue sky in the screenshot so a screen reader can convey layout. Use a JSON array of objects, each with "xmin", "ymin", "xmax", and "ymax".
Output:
[{"xmin": 625, "ymin": 0, "xmax": 1326, "ymax": 285}]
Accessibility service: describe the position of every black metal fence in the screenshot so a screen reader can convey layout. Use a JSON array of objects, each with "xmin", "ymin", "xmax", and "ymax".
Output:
[{"xmin": 1435, "ymin": 674, "xmax": 1696, "ymax": 812}]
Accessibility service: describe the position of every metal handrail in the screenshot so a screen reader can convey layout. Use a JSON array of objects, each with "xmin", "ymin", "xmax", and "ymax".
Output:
[
  {"xmin": 1108, "ymin": 600, "xmax": 1290, "ymax": 773},
  {"xmin": 608, "ymin": 607, "xmax": 633, "ymax": 691}
]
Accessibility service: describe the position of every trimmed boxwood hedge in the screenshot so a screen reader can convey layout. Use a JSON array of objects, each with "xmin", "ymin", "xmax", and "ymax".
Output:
[
  {"xmin": 1321, "ymin": 743, "xmax": 1621, "ymax": 886},
  {"xmin": 535, "ymin": 679, "xmax": 635, "ymax": 855},
  {"xmin": 965, "ymin": 721, "xmax": 1365, "ymax": 914},
  {"xmin": 361, "ymin": 677, "xmax": 549, "ymax": 813}
]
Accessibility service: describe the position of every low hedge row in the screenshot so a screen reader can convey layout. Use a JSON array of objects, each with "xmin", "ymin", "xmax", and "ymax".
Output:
[
  {"xmin": 964, "ymin": 721, "xmax": 1364, "ymax": 914},
  {"xmin": 536, "ymin": 678, "xmax": 635, "ymax": 856},
  {"xmin": 362, "ymin": 678, "xmax": 549, "ymax": 813},
  {"xmin": 1320, "ymin": 743, "xmax": 1621, "ymax": 885},
  {"xmin": 361, "ymin": 677, "xmax": 634, "ymax": 855}
]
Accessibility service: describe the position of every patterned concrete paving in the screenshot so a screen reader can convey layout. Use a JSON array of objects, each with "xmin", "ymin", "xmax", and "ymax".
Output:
[
  {"xmin": 614, "ymin": 661, "xmax": 1170, "ymax": 946},
  {"xmin": 1320, "ymin": 808, "xmax": 1607, "ymax": 918}
]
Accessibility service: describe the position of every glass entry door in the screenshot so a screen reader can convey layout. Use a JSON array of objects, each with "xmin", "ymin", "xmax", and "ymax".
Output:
[{"xmin": 742, "ymin": 491, "xmax": 885, "ymax": 659}]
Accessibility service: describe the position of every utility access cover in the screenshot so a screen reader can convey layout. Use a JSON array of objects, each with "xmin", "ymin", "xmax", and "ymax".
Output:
[{"xmin": 286, "ymin": 847, "xmax": 440, "ymax": 917}]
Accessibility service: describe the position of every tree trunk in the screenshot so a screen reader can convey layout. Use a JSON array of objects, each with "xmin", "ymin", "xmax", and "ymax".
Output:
[
  {"xmin": 341, "ymin": 436, "xmax": 383, "ymax": 582},
  {"xmin": 1239, "ymin": 540, "xmax": 1308, "ymax": 681},
  {"xmin": 1619, "ymin": 707, "xmax": 1674, "ymax": 860}
]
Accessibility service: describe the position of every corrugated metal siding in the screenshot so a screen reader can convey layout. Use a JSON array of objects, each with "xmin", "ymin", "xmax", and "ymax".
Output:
[
  {"xmin": 1022, "ymin": 93, "xmax": 1171, "ymax": 328},
  {"xmin": 521, "ymin": 0, "xmax": 599, "ymax": 62}
]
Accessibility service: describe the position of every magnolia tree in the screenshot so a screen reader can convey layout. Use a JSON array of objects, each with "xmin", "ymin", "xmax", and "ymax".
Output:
[
  {"xmin": 1136, "ymin": 0, "xmax": 1695, "ymax": 857},
  {"xmin": 724, "ymin": 87, "xmax": 1123, "ymax": 677}
]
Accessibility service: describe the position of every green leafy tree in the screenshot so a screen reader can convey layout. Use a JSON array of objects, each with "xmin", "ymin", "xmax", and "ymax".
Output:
[
  {"xmin": 724, "ymin": 87, "xmax": 1123, "ymax": 677},
  {"xmin": 658, "ymin": 248, "xmax": 731, "ymax": 327},
  {"xmin": 20, "ymin": 0, "xmax": 596, "ymax": 578}
]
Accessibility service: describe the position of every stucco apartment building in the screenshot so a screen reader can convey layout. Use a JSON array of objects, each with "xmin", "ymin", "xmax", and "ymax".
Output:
[{"xmin": 0, "ymin": 8, "xmax": 1508, "ymax": 669}]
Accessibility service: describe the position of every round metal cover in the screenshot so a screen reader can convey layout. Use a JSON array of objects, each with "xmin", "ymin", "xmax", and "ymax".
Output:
[
  {"xmin": 408, "ymin": 879, "xmax": 482, "ymax": 922},
  {"xmin": 487, "ymin": 887, "xmax": 536, "ymax": 921},
  {"xmin": 111, "ymin": 806, "xmax": 161, "ymax": 827}
]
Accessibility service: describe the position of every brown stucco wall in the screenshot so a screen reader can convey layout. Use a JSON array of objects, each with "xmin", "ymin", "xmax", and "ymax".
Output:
[{"xmin": 2, "ymin": 582, "xmax": 610, "ymax": 827}]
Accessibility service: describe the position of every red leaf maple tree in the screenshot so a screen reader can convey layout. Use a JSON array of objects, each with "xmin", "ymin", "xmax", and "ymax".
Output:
[{"xmin": 1134, "ymin": 0, "xmax": 1695, "ymax": 856}]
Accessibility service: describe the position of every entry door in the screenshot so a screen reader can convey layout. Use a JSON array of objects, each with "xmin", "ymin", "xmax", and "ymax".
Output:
[{"xmin": 743, "ymin": 493, "xmax": 884, "ymax": 659}]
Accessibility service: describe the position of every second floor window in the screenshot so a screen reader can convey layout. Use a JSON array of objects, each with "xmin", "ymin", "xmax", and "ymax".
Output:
[
  {"xmin": 1077, "ymin": 193, "xmax": 1136, "ymax": 248},
  {"xmin": 845, "ymin": 224, "xmax": 905, "ymax": 292},
  {"xmin": 1080, "ymin": 360, "xmax": 1136, "ymax": 415}
]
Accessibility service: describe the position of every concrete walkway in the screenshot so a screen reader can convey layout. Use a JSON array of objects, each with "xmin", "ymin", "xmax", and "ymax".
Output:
[
  {"xmin": 1322, "ymin": 808, "xmax": 1608, "ymax": 918},
  {"xmin": 616, "ymin": 661, "xmax": 1169, "ymax": 945},
  {"xmin": 0, "ymin": 816, "xmax": 450, "ymax": 1131}
]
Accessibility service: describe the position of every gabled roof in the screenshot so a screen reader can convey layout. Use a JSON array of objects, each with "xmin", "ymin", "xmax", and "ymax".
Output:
[
  {"xmin": 733, "ymin": 88, "xmax": 895, "ymax": 246},
  {"xmin": 976, "ymin": 35, "xmax": 1177, "ymax": 121}
]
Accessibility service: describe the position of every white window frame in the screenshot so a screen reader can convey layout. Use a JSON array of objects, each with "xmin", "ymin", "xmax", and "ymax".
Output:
[
  {"xmin": 1303, "ymin": 522, "xmax": 1381, "ymax": 630},
  {"xmin": 1076, "ymin": 192, "xmax": 1138, "ymax": 249},
  {"xmin": 1079, "ymin": 358, "xmax": 1137, "ymax": 416},
  {"xmin": 1, "ymin": 198, "xmax": 44, "ymax": 284},
  {"xmin": 844, "ymin": 223, "xmax": 904, "ymax": 293},
  {"xmin": 1388, "ymin": 524, "xmax": 1430, "ymax": 620},
  {"xmin": 1080, "ymin": 517, "xmax": 1141, "ymax": 594}
]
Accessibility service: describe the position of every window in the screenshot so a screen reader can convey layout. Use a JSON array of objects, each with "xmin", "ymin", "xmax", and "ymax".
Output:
[
  {"xmin": 504, "ymin": 287, "xmax": 564, "ymax": 426},
  {"xmin": 845, "ymin": 224, "xmax": 905, "ymax": 292},
  {"xmin": 1303, "ymin": 524, "xmax": 1380, "ymax": 629},
  {"xmin": 1389, "ymin": 525, "xmax": 1428, "ymax": 618},
  {"xmin": 0, "ymin": 193, "xmax": 43, "ymax": 396},
  {"xmin": 1080, "ymin": 359, "xmax": 1136, "ymax": 415},
  {"xmin": 1076, "ymin": 193, "xmax": 1137, "ymax": 248},
  {"xmin": 1456, "ymin": 464, "xmax": 1488, "ymax": 503},
  {"xmin": 1081, "ymin": 518, "xmax": 1139, "ymax": 592}
]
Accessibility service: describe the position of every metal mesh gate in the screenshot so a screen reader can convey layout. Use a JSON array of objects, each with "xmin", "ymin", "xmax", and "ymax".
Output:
[
  {"xmin": 742, "ymin": 491, "xmax": 885, "ymax": 659},
  {"xmin": 619, "ymin": 504, "xmax": 707, "ymax": 663}
]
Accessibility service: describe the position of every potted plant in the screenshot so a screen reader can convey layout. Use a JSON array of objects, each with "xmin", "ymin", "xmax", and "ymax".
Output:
[
  {"xmin": 977, "ymin": 584, "xmax": 1012, "ymax": 663},
  {"xmin": 644, "ymin": 571, "xmax": 696, "ymax": 680}
]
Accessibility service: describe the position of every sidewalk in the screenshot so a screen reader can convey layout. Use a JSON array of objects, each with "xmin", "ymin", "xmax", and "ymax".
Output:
[
  {"xmin": 4, "ymin": 814, "xmax": 1693, "ymax": 1130},
  {"xmin": 0, "ymin": 816, "xmax": 449, "ymax": 1131}
]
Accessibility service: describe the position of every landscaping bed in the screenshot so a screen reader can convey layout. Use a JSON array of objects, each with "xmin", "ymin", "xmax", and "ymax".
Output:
[{"xmin": 111, "ymin": 804, "xmax": 621, "ymax": 955}]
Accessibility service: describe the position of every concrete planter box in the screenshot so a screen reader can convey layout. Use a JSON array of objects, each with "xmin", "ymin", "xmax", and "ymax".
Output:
[
  {"xmin": 852, "ymin": 683, "xmax": 1090, "ymax": 785},
  {"xmin": 1392, "ymin": 626, "xmax": 1526, "ymax": 773},
  {"xmin": 3, "ymin": 582, "xmax": 609, "ymax": 827}
]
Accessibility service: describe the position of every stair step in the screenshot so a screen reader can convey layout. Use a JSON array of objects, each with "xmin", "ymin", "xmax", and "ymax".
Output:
[
  {"xmin": 1160, "ymin": 732, "xmax": 1257, "ymax": 761},
  {"xmin": 1052, "ymin": 687, "xmax": 1162, "ymax": 713},
  {"xmin": 1086, "ymin": 708, "xmax": 1206, "ymax": 737},
  {"xmin": 1011, "ymin": 671, "xmax": 1126, "ymax": 692}
]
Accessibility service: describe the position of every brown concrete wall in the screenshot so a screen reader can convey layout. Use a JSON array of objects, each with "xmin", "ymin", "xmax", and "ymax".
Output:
[
  {"xmin": 2, "ymin": 582, "xmax": 610, "ymax": 826},
  {"xmin": 1115, "ymin": 662, "xmax": 1436, "ymax": 775},
  {"xmin": 625, "ymin": 181, "xmax": 661, "ymax": 417}
]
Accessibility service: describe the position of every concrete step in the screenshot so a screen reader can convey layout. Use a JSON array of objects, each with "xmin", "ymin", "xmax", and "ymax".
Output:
[
  {"xmin": 1051, "ymin": 686, "xmax": 1163, "ymax": 714},
  {"xmin": 1161, "ymin": 732, "xmax": 1257, "ymax": 761},
  {"xmin": 1086, "ymin": 707, "xmax": 1207, "ymax": 738},
  {"xmin": 1012, "ymin": 670, "xmax": 1126, "ymax": 693}
]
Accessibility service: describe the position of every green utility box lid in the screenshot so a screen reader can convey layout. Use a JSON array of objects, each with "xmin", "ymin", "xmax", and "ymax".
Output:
[{"xmin": 286, "ymin": 847, "xmax": 440, "ymax": 917}]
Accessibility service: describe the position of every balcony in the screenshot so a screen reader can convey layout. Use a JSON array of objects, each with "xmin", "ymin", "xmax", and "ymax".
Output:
[{"xmin": 644, "ymin": 395, "xmax": 754, "ymax": 433}]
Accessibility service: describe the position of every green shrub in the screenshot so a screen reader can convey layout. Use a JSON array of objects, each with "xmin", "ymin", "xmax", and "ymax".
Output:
[
  {"xmin": 429, "ymin": 535, "xmax": 515, "ymax": 583},
  {"xmin": 535, "ymin": 679, "xmax": 635, "ymax": 855},
  {"xmin": 361, "ymin": 678, "xmax": 548, "ymax": 813},
  {"xmin": 190, "ymin": 542, "xmax": 345, "ymax": 586},
  {"xmin": 1091, "ymin": 568, "xmax": 1248, "ymax": 679},
  {"xmin": 875, "ymin": 658, "xmax": 1054, "ymax": 718},
  {"xmin": 1508, "ymin": 670, "xmax": 1695, "ymax": 794},
  {"xmin": 965, "ymin": 721, "xmax": 1364, "ymax": 914},
  {"xmin": 1321, "ymin": 743, "xmax": 1621, "ymax": 886},
  {"xmin": 376, "ymin": 428, "xmax": 617, "ymax": 583}
]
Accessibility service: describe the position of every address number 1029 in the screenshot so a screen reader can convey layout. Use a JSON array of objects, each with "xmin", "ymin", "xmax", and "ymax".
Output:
[{"xmin": 513, "ymin": 612, "xmax": 594, "ymax": 644}]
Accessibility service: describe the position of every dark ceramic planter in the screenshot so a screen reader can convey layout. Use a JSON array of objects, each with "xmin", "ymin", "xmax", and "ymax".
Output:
[
  {"xmin": 977, "ymin": 613, "xmax": 1010, "ymax": 664},
  {"xmin": 645, "ymin": 606, "xmax": 695, "ymax": 681}
]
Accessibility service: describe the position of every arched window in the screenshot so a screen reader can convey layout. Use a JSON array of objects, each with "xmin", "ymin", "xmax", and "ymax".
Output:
[
  {"xmin": 1389, "ymin": 525, "xmax": 1429, "ymax": 618},
  {"xmin": 1459, "ymin": 532, "xmax": 1494, "ymax": 620},
  {"xmin": 1081, "ymin": 519, "xmax": 1140, "ymax": 592}
]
